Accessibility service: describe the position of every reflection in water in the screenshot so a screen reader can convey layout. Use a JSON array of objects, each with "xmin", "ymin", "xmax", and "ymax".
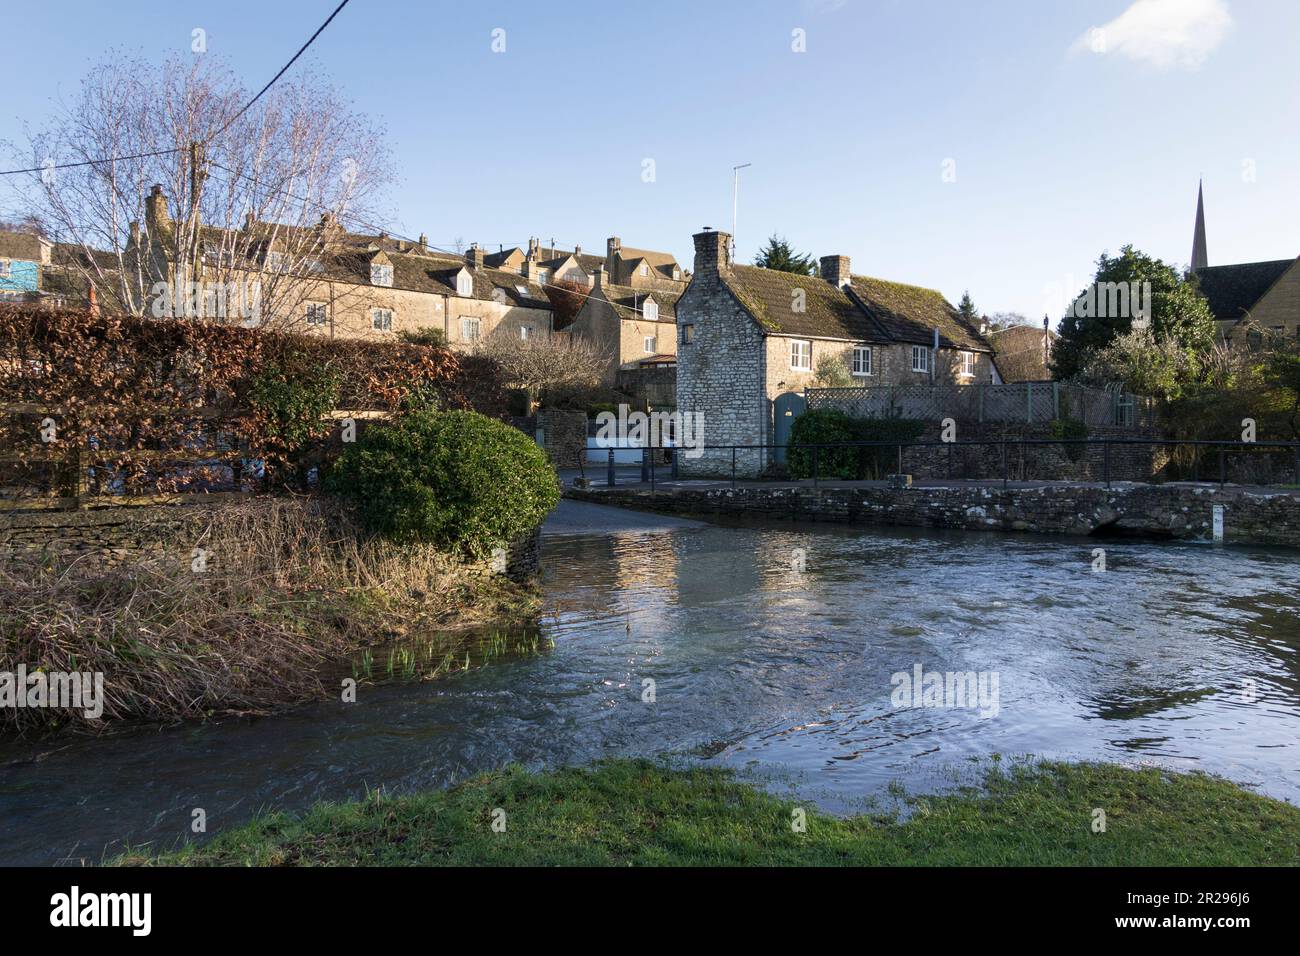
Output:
[{"xmin": 1, "ymin": 521, "xmax": 1298, "ymax": 865}]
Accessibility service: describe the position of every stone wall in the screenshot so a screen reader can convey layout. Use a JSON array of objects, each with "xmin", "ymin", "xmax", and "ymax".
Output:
[
  {"xmin": 615, "ymin": 365, "xmax": 676, "ymax": 409},
  {"xmin": 567, "ymin": 482, "xmax": 1300, "ymax": 548},
  {"xmin": 888, "ymin": 423, "xmax": 1170, "ymax": 483},
  {"xmin": 676, "ymin": 231, "xmax": 768, "ymax": 478},
  {"xmin": 537, "ymin": 409, "xmax": 587, "ymax": 469}
]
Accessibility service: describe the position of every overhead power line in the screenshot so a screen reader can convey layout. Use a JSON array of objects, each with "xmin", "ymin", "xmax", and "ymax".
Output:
[
  {"xmin": 210, "ymin": 0, "xmax": 352, "ymax": 141},
  {"xmin": 0, "ymin": 0, "xmax": 353, "ymax": 177}
]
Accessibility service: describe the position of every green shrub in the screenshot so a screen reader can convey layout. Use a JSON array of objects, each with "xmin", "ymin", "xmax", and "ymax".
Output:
[
  {"xmin": 325, "ymin": 409, "xmax": 560, "ymax": 553},
  {"xmin": 788, "ymin": 410, "xmax": 926, "ymax": 480},
  {"xmin": 246, "ymin": 355, "xmax": 342, "ymax": 483},
  {"xmin": 396, "ymin": 327, "xmax": 448, "ymax": 348},
  {"xmin": 787, "ymin": 409, "xmax": 860, "ymax": 479}
]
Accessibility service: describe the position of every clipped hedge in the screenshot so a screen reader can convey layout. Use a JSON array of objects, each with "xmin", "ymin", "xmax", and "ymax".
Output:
[
  {"xmin": 0, "ymin": 304, "xmax": 509, "ymax": 493},
  {"xmin": 325, "ymin": 409, "xmax": 560, "ymax": 554}
]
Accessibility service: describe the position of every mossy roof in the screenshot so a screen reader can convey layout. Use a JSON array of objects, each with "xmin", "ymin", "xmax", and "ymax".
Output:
[
  {"xmin": 849, "ymin": 276, "xmax": 989, "ymax": 351},
  {"xmin": 722, "ymin": 264, "xmax": 880, "ymax": 340}
]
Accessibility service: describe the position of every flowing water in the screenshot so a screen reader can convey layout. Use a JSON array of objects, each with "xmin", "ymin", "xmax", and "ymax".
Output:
[{"xmin": 2, "ymin": 515, "xmax": 1299, "ymax": 865}]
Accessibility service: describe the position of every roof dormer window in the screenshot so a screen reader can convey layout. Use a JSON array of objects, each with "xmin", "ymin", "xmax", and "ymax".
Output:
[
  {"xmin": 371, "ymin": 262, "xmax": 393, "ymax": 287},
  {"xmin": 643, "ymin": 299, "xmax": 659, "ymax": 322},
  {"xmin": 639, "ymin": 263, "xmax": 649, "ymax": 277},
  {"xmin": 673, "ymin": 267, "xmax": 681, "ymax": 280},
  {"xmin": 456, "ymin": 271, "xmax": 473, "ymax": 297}
]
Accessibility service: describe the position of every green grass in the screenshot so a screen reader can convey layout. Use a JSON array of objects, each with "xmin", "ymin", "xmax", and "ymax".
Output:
[{"xmin": 119, "ymin": 759, "xmax": 1300, "ymax": 866}]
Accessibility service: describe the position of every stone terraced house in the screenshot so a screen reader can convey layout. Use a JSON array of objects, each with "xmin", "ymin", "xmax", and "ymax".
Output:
[
  {"xmin": 566, "ymin": 265, "xmax": 685, "ymax": 385},
  {"xmin": 675, "ymin": 228, "xmax": 993, "ymax": 477}
]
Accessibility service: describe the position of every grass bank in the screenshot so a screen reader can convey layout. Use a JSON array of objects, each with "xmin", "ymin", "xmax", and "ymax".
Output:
[
  {"xmin": 0, "ymin": 498, "xmax": 540, "ymax": 733},
  {"xmin": 120, "ymin": 758, "xmax": 1300, "ymax": 866}
]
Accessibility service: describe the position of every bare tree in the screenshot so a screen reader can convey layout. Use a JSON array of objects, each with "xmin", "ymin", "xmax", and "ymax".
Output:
[
  {"xmin": 6, "ymin": 52, "xmax": 392, "ymax": 324},
  {"xmin": 473, "ymin": 334, "xmax": 606, "ymax": 395}
]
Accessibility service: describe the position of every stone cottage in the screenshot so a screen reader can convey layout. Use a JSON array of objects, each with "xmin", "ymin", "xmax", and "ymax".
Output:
[{"xmin": 675, "ymin": 228, "xmax": 993, "ymax": 476}]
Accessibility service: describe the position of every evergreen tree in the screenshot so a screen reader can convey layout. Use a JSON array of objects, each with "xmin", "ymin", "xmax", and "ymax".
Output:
[
  {"xmin": 957, "ymin": 290, "xmax": 978, "ymax": 320},
  {"xmin": 754, "ymin": 235, "xmax": 817, "ymax": 275}
]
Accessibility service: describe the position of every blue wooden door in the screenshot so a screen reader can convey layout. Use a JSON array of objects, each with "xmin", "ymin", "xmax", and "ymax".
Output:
[{"xmin": 773, "ymin": 392, "xmax": 806, "ymax": 464}]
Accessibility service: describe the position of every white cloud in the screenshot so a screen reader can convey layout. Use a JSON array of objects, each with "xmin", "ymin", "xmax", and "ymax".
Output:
[{"xmin": 1070, "ymin": 0, "xmax": 1233, "ymax": 70}]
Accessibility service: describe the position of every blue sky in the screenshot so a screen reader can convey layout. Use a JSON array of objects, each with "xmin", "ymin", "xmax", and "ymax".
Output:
[{"xmin": 1, "ymin": 0, "xmax": 1296, "ymax": 323}]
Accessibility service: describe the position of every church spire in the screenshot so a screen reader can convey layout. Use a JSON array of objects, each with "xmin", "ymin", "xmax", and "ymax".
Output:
[{"xmin": 1191, "ymin": 179, "xmax": 1208, "ymax": 272}]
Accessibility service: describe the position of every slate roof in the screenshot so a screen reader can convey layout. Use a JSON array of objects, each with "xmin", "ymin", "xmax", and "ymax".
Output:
[
  {"xmin": 605, "ymin": 282, "xmax": 683, "ymax": 322},
  {"xmin": 848, "ymin": 276, "xmax": 990, "ymax": 351},
  {"xmin": 385, "ymin": 251, "xmax": 551, "ymax": 309},
  {"xmin": 1193, "ymin": 259, "xmax": 1296, "ymax": 324}
]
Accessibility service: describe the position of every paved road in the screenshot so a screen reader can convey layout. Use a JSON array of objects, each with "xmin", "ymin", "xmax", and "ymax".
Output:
[{"xmin": 542, "ymin": 497, "xmax": 705, "ymax": 536}]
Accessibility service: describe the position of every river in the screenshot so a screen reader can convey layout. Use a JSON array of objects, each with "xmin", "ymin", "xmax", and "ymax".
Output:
[{"xmin": 2, "ymin": 505, "xmax": 1298, "ymax": 865}]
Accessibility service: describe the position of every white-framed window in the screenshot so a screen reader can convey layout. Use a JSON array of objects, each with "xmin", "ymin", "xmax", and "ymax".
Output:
[
  {"xmin": 305, "ymin": 302, "xmax": 328, "ymax": 326},
  {"xmin": 680, "ymin": 323, "xmax": 694, "ymax": 345},
  {"xmin": 267, "ymin": 251, "xmax": 289, "ymax": 273},
  {"xmin": 852, "ymin": 346, "xmax": 873, "ymax": 377},
  {"xmin": 790, "ymin": 339, "xmax": 812, "ymax": 371},
  {"xmin": 371, "ymin": 263, "xmax": 393, "ymax": 287},
  {"xmin": 456, "ymin": 271, "xmax": 473, "ymax": 297},
  {"xmin": 538, "ymin": 268, "xmax": 550, "ymax": 284},
  {"xmin": 460, "ymin": 317, "xmax": 481, "ymax": 342},
  {"xmin": 520, "ymin": 325, "xmax": 533, "ymax": 341},
  {"xmin": 639, "ymin": 263, "xmax": 649, "ymax": 277},
  {"xmin": 672, "ymin": 267, "xmax": 681, "ymax": 280},
  {"xmin": 564, "ymin": 268, "xmax": 583, "ymax": 282},
  {"xmin": 644, "ymin": 335, "xmax": 656, "ymax": 354},
  {"xmin": 371, "ymin": 308, "xmax": 393, "ymax": 331},
  {"xmin": 0, "ymin": 259, "xmax": 11, "ymax": 278},
  {"xmin": 643, "ymin": 299, "xmax": 659, "ymax": 322},
  {"xmin": 911, "ymin": 345, "xmax": 930, "ymax": 373},
  {"xmin": 959, "ymin": 351, "xmax": 976, "ymax": 377}
]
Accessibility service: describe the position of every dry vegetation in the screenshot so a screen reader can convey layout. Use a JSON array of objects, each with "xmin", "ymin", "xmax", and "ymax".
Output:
[{"xmin": 0, "ymin": 498, "xmax": 538, "ymax": 734}]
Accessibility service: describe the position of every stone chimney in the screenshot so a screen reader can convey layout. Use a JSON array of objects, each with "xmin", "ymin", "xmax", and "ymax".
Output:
[
  {"xmin": 466, "ymin": 243, "xmax": 485, "ymax": 269},
  {"xmin": 418, "ymin": 233, "xmax": 428, "ymax": 250},
  {"xmin": 820, "ymin": 255, "xmax": 851, "ymax": 289},
  {"xmin": 527, "ymin": 237, "xmax": 540, "ymax": 260},
  {"xmin": 606, "ymin": 236, "xmax": 621, "ymax": 277},
  {"xmin": 129, "ymin": 220, "xmax": 141, "ymax": 249},
  {"xmin": 692, "ymin": 228, "xmax": 730, "ymax": 280},
  {"xmin": 524, "ymin": 258, "xmax": 539, "ymax": 283},
  {"xmin": 592, "ymin": 264, "xmax": 605, "ymax": 291},
  {"xmin": 144, "ymin": 184, "xmax": 170, "ymax": 233}
]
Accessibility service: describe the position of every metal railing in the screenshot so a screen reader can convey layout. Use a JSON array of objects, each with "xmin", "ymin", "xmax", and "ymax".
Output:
[{"xmin": 593, "ymin": 438, "xmax": 1300, "ymax": 492}]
